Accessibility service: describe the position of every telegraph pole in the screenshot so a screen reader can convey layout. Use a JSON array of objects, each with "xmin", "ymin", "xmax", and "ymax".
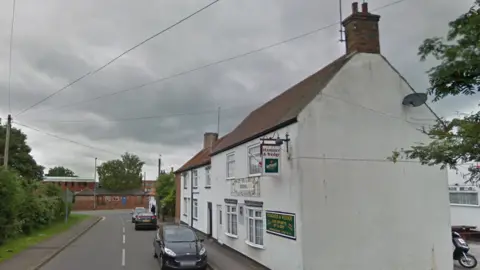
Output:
[
  {"xmin": 93, "ymin": 157, "xmax": 97, "ymax": 210},
  {"xmin": 3, "ymin": 114, "xmax": 12, "ymax": 168}
]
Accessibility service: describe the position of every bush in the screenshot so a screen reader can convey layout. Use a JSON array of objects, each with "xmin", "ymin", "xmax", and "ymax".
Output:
[
  {"xmin": 0, "ymin": 170, "xmax": 71, "ymax": 244},
  {"xmin": 0, "ymin": 169, "xmax": 24, "ymax": 244}
]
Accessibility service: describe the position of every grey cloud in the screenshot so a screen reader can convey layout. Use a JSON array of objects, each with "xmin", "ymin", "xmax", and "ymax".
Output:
[{"xmin": 0, "ymin": 0, "xmax": 476, "ymax": 177}]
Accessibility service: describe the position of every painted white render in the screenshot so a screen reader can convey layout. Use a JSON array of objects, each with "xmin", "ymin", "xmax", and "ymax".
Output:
[
  {"xmin": 449, "ymin": 185, "xmax": 480, "ymax": 228},
  {"xmin": 296, "ymin": 53, "xmax": 451, "ymax": 270},
  {"xmin": 210, "ymin": 124, "xmax": 303, "ymax": 270},
  {"xmin": 180, "ymin": 164, "xmax": 214, "ymax": 235}
]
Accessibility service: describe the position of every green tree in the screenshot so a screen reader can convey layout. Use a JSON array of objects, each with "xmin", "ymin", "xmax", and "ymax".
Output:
[
  {"xmin": 97, "ymin": 152, "xmax": 144, "ymax": 191},
  {"xmin": 46, "ymin": 166, "xmax": 77, "ymax": 177},
  {"xmin": 391, "ymin": 1, "xmax": 480, "ymax": 183},
  {"xmin": 0, "ymin": 124, "xmax": 44, "ymax": 180},
  {"xmin": 155, "ymin": 172, "xmax": 176, "ymax": 217}
]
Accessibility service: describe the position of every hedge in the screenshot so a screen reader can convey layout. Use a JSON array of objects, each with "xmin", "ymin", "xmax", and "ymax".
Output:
[{"xmin": 0, "ymin": 168, "xmax": 71, "ymax": 245}]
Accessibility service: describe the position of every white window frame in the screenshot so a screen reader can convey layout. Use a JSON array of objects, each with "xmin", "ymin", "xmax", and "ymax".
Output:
[
  {"xmin": 193, "ymin": 170, "xmax": 198, "ymax": 189},
  {"xmin": 248, "ymin": 145, "xmax": 262, "ymax": 176},
  {"xmin": 450, "ymin": 191, "xmax": 479, "ymax": 206},
  {"xmin": 225, "ymin": 204, "xmax": 238, "ymax": 238},
  {"xmin": 193, "ymin": 199, "xmax": 198, "ymax": 219},
  {"xmin": 205, "ymin": 166, "xmax": 211, "ymax": 187},
  {"xmin": 183, "ymin": 172, "xmax": 188, "ymax": 189},
  {"xmin": 246, "ymin": 207, "xmax": 264, "ymax": 248},
  {"xmin": 226, "ymin": 153, "xmax": 235, "ymax": 179},
  {"xmin": 183, "ymin": 198, "xmax": 188, "ymax": 216}
]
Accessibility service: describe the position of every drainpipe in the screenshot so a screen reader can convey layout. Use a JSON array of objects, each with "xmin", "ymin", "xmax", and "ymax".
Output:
[{"xmin": 190, "ymin": 170, "xmax": 194, "ymax": 227}]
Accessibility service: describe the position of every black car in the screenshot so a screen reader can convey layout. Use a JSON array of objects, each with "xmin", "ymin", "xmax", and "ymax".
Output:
[
  {"xmin": 134, "ymin": 212, "xmax": 157, "ymax": 230},
  {"xmin": 153, "ymin": 224, "xmax": 207, "ymax": 270},
  {"xmin": 131, "ymin": 207, "xmax": 147, "ymax": 223}
]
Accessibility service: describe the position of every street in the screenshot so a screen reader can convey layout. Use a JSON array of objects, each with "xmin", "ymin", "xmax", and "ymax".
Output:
[{"xmin": 39, "ymin": 210, "xmax": 160, "ymax": 270}]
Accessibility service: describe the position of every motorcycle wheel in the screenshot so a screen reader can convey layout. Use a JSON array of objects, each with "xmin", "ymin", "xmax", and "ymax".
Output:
[{"xmin": 459, "ymin": 254, "xmax": 478, "ymax": 268}]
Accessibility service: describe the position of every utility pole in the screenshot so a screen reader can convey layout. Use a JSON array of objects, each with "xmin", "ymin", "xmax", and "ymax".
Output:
[
  {"xmin": 93, "ymin": 157, "xmax": 97, "ymax": 210},
  {"xmin": 3, "ymin": 114, "xmax": 12, "ymax": 168},
  {"xmin": 158, "ymin": 155, "xmax": 162, "ymax": 178}
]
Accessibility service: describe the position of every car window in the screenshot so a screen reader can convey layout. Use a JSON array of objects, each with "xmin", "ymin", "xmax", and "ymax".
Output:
[
  {"xmin": 163, "ymin": 228, "xmax": 196, "ymax": 242},
  {"xmin": 135, "ymin": 208, "xmax": 146, "ymax": 214}
]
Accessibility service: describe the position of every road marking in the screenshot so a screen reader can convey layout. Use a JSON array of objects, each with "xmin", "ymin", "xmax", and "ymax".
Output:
[
  {"xmin": 101, "ymin": 216, "xmax": 106, "ymax": 221},
  {"xmin": 123, "ymin": 227, "xmax": 125, "ymax": 233},
  {"xmin": 123, "ymin": 234, "xmax": 125, "ymax": 244},
  {"xmin": 122, "ymin": 248, "xmax": 125, "ymax": 266}
]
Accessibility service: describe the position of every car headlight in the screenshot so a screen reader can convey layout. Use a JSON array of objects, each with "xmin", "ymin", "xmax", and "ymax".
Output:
[
  {"xmin": 164, "ymin": 247, "xmax": 176, "ymax": 257},
  {"xmin": 199, "ymin": 247, "xmax": 206, "ymax": 256}
]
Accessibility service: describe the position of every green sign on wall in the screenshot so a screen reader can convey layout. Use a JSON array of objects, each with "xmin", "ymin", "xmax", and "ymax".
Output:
[{"xmin": 265, "ymin": 211, "xmax": 296, "ymax": 240}]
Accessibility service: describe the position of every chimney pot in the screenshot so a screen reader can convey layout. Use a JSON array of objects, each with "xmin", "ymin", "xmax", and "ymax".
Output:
[
  {"xmin": 361, "ymin": 2, "xmax": 368, "ymax": 13},
  {"xmin": 203, "ymin": 132, "xmax": 218, "ymax": 149},
  {"xmin": 352, "ymin": 2, "xmax": 359, "ymax": 13}
]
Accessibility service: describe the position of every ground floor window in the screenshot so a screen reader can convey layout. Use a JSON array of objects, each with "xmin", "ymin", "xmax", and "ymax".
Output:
[
  {"xmin": 247, "ymin": 208, "xmax": 263, "ymax": 246},
  {"xmin": 183, "ymin": 198, "xmax": 188, "ymax": 215},
  {"xmin": 450, "ymin": 192, "xmax": 479, "ymax": 205},
  {"xmin": 226, "ymin": 205, "xmax": 238, "ymax": 236},
  {"xmin": 193, "ymin": 199, "xmax": 198, "ymax": 219}
]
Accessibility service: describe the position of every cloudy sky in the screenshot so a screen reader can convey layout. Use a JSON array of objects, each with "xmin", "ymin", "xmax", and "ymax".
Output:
[{"xmin": 0, "ymin": 0, "xmax": 476, "ymax": 179}]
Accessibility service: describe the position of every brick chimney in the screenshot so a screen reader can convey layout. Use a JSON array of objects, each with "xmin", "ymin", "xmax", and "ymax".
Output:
[
  {"xmin": 341, "ymin": 2, "xmax": 381, "ymax": 54},
  {"xmin": 203, "ymin": 132, "xmax": 218, "ymax": 149}
]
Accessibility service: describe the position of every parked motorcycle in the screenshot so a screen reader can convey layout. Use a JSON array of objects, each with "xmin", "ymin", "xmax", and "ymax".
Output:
[{"xmin": 453, "ymin": 231, "xmax": 478, "ymax": 268}]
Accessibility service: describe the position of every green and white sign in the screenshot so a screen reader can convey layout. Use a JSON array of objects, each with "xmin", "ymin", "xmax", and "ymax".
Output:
[
  {"xmin": 261, "ymin": 144, "xmax": 281, "ymax": 175},
  {"xmin": 266, "ymin": 211, "xmax": 296, "ymax": 240}
]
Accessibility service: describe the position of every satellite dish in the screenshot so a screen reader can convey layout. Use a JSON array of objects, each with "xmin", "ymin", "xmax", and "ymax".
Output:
[{"xmin": 402, "ymin": 93, "xmax": 428, "ymax": 107}]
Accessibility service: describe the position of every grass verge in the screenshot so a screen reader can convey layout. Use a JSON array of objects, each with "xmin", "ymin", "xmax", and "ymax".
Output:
[{"xmin": 0, "ymin": 214, "xmax": 90, "ymax": 262}]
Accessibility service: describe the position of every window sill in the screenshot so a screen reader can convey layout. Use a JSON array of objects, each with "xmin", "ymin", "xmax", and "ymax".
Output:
[
  {"xmin": 248, "ymin": 173, "xmax": 262, "ymax": 177},
  {"xmin": 193, "ymin": 217, "xmax": 198, "ymax": 221},
  {"xmin": 225, "ymin": 232, "xmax": 238, "ymax": 239},
  {"xmin": 245, "ymin": 240, "xmax": 264, "ymax": 249},
  {"xmin": 205, "ymin": 186, "xmax": 211, "ymax": 189},
  {"xmin": 226, "ymin": 177, "xmax": 235, "ymax": 181},
  {"xmin": 451, "ymin": 203, "xmax": 480, "ymax": 208}
]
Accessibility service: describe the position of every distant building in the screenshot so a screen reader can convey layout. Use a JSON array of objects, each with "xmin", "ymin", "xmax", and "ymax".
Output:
[
  {"xmin": 43, "ymin": 176, "xmax": 95, "ymax": 193},
  {"xmin": 143, "ymin": 180, "xmax": 156, "ymax": 196},
  {"xmin": 73, "ymin": 188, "xmax": 147, "ymax": 211}
]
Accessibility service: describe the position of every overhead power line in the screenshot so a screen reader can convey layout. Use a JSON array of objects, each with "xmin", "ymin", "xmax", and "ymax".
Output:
[
  {"xmin": 27, "ymin": 0, "xmax": 408, "ymax": 116},
  {"xmin": 13, "ymin": 121, "xmax": 121, "ymax": 156},
  {"xmin": 14, "ymin": 0, "xmax": 220, "ymax": 117},
  {"xmin": 30, "ymin": 103, "xmax": 258, "ymax": 124},
  {"xmin": 7, "ymin": 0, "xmax": 17, "ymax": 113}
]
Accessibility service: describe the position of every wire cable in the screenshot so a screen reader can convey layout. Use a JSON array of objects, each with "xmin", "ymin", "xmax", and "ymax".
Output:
[
  {"xmin": 30, "ymin": 103, "xmax": 259, "ymax": 124},
  {"xmin": 26, "ymin": 0, "xmax": 408, "ymax": 116},
  {"xmin": 14, "ymin": 0, "xmax": 220, "ymax": 117},
  {"xmin": 13, "ymin": 121, "xmax": 121, "ymax": 156},
  {"xmin": 7, "ymin": 0, "xmax": 17, "ymax": 113}
]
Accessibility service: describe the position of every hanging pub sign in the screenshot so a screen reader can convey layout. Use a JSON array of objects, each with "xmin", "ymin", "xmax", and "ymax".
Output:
[{"xmin": 261, "ymin": 144, "xmax": 281, "ymax": 175}]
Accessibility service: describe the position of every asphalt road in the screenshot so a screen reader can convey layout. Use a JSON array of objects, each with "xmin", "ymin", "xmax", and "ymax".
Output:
[{"xmin": 39, "ymin": 210, "xmax": 160, "ymax": 270}]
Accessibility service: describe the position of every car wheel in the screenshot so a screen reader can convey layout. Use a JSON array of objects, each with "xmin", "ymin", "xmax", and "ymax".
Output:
[
  {"xmin": 153, "ymin": 250, "xmax": 158, "ymax": 258},
  {"xmin": 134, "ymin": 226, "xmax": 138, "ymax": 231}
]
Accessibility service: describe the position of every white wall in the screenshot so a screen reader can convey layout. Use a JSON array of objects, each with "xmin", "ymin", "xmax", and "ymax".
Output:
[
  {"xmin": 210, "ymin": 125, "xmax": 304, "ymax": 270},
  {"xmin": 180, "ymin": 165, "xmax": 214, "ymax": 235},
  {"xmin": 296, "ymin": 53, "xmax": 452, "ymax": 270},
  {"xmin": 451, "ymin": 204, "xmax": 480, "ymax": 228}
]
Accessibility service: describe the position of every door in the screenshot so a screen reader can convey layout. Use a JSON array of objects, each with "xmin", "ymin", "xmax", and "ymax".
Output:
[
  {"xmin": 216, "ymin": 204, "xmax": 223, "ymax": 244},
  {"xmin": 207, "ymin": 202, "xmax": 212, "ymax": 236}
]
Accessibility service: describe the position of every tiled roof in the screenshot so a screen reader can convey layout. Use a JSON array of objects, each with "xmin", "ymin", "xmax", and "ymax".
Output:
[
  {"xmin": 175, "ymin": 136, "xmax": 225, "ymax": 174},
  {"xmin": 211, "ymin": 53, "xmax": 354, "ymax": 155}
]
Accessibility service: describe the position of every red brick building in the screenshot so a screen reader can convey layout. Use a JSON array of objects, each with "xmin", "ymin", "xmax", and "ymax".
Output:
[
  {"xmin": 73, "ymin": 188, "xmax": 148, "ymax": 211},
  {"xmin": 43, "ymin": 176, "xmax": 95, "ymax": 192}
]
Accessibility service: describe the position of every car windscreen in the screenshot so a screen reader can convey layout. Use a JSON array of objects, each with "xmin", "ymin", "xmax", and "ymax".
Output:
[
  {"xmin": 164, "ymin": 228, "xmax": 196, "ymax": 242},
  {"xmin": 135, "ymin": 209, "xmax": 146, "ymax": 214}
]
